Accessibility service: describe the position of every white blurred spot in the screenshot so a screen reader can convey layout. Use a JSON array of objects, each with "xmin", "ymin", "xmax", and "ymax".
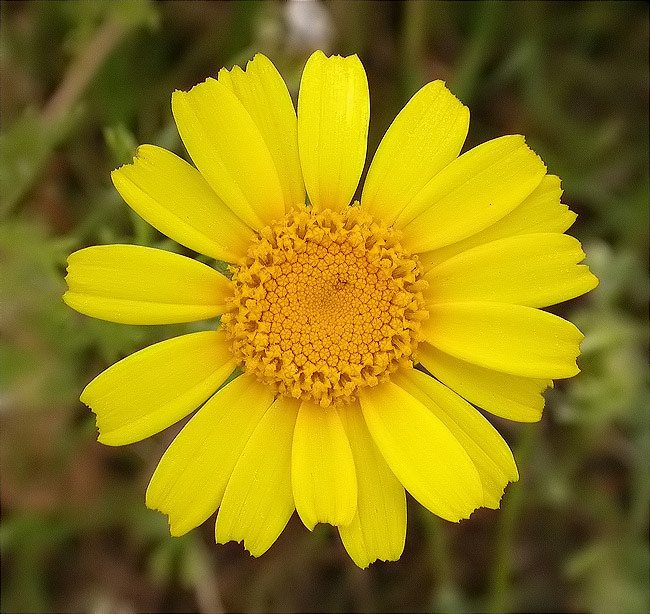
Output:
[{"xmin": 285, "ymin": 0, "xmax": 333, "ymax": 51}]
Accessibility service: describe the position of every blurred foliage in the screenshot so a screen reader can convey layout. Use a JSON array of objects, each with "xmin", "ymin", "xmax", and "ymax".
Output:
[{"xmin": 1, "ymin": 1, "xmax": 648, "ymax": 612}]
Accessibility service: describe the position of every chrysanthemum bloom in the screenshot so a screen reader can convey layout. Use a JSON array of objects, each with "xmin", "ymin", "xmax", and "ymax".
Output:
[{"xmin": 64, "ymin": 51, "xmax": 598, "ymax": 567}]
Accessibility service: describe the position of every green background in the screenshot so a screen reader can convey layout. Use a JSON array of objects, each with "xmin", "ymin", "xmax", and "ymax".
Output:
[{"xmin": 1, "ymin": 1, "xmax": 648, "ymax": 612}]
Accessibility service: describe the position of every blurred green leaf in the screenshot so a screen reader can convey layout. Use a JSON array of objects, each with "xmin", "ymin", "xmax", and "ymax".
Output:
[
  {"xmin": 566, "ymin": 537, "xmax": 650, "ymax": 614},
  {"xmin": 104, "ymin": 123, "xmax": 138, "ymax": 167},
  {"xmin": 0, "ymin": 107, "xmax": 82, "ymax": 217}
]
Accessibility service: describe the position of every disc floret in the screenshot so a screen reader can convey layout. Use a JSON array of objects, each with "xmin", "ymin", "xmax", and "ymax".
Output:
[{"xmin": 222, "ymin": 207, "xmax": 428, "ymax": 406}]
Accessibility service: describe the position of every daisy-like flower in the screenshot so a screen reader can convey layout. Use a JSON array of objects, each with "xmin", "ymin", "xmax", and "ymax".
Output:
[{"xmin": 64, "ymin": 51, "xmax": 598, "ymax": 567}]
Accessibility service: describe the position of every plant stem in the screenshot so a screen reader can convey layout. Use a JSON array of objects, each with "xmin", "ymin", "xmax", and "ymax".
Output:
[
  {"xmin": 401, "ymin": 0, "xmax": 429, "ymax": 95},
  {"xmin": 486, "ymin": 424, "xmax": 539, "ymax": 613}
]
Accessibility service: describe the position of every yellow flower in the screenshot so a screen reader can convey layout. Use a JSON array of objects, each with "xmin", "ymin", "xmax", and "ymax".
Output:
[{"xmin": 64, "ymin": 51, "xmax": 598, "ymax": 567}]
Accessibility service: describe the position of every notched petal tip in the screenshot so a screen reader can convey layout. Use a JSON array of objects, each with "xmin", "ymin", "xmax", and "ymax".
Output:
[
  {"xmin": 109, "ymin": 143, "xmax": 150, "ymax": 180},
  {"xmin": 145, "ymin": 488, "xmax": 185, "ymax": 538},
  {"xmin": 443, "ymin": 501, "xmax": 484, "ymax": 524},
  {"xmin": 171, "ymin": 79, "xmax": 219, "ymax": 114},
  {"xmin": 483, "ymin": 473, "xmax": 520, "ymax": 510},
  {"xmin": 506, "ymin": 134, "xmax": 547, "ymax": 168},
  {"xmin": 180, "ymin": 76, "xmax": 219, "ymax": 96},
  {"xmin": 217, "ymin": 65, "xmax": 229, "ymax": 76},
  {"xmin": 302, "ymin": 519, "xmax": 317, "ymax": 532},
  {"xmin": 519, "ymin": 135, "xmax": 547, "ymax": 170},
  {"xmin": 564, "ymin": 209, "xmax": 578, "ymax": 229},
  {"xmin": 144, "ymin": 487, "xmax": 161, "ymax": 513},
  {"xmin": 110, "ymin": 163, "xmax": 127, "ymax": 179},
  {"xmin": 505, "ymin": 133, "xmax": 525, "ymax": 144},
  {"xmin": 307, "ymin": 49, "xmax": 362, "ymax": 65},
  {"xmin": 167, "ymin": 519, "xmax": 194, "ymax": 540},
  {"xmin": 78, "ymin": 392, "xmax": 105, "ymax": 445},
  {"xmin": 431, "ymin": 78, "xmax": 469, "ymax": 111},
  {"xmin": 247, "ymin": 52, "xmax": 273, "ymax": 69},
  {"xmin": 351, "ymin": 553, "xmax": 401, "ymax": 570},
  {"xmin": 78, "ymin": 387, "xmax": 95, "ymax": 411},
  {"xmin": 344, "ymin": 52, "xmax": 363, "ymax": 64},
  {"xmin": 215, "ymin": 534, "xmax": 273, "ymax": 559},
  {"xmin": 144, "ymin": 502, "xmax": 189, "ymax": 538}
]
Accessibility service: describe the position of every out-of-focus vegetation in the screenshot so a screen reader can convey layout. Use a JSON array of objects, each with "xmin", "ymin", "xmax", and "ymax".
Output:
[{"xmin": 1, "ymin": 1, "xmax": 648, "ymax": 612}]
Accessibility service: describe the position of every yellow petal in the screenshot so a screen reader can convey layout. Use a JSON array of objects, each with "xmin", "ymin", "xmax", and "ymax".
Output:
[
  {"xmin": 398, "ymin": 135, "xmax": 546, "ymax": 253},
  {"xmin": 218, "ymin": 54, "xmax": 305, "ymax": 211},
  {"xmin": 424, "ymin": 233, "xmax": 599, "ymax": 308},
  {"xmin": 291, "ymin": 402, "xmax": 357, "ymax": 530},
  {"xmin": 297, "ymin": 50, "xmax": 369, "ymax": 212},
  {"xmin": 111, "ymin": 145, "xmax": 253, "ymax": 263},
  {"xmin": 361, "ymin": 80, "xmax": 469, "ymax": 224},
  {"xmin": 359, "ymin": 381, "xmax": 482, "ymax": 522},
  {"xmin": 146, "ymin": 374, "xmax": 274, "ymax": 536},
  {"xmin": 82, "ymin": 331, "xmax": 237, "ymax": 446},
  {"xmin": 419, "ymin": 175, "xmax": 577, "ymax": 270},
  {"xmin": 422, "ymin": 302, "xmax": 584, "ymax": 379},
  {"xmin": 338, "ymin": 404, "xmax": 406, "ymax": 568},
  {"xmin": 63, "ymin": 245, "xmax": 231, "ymax": 324},
  {"xmin": 394, "ymin": 369, "xmax": 518, "ymax": 509},
  {"xmin": 172, "ymin": 78, "xmax": 284, "ymax": 229},
  {"xmin": 216, "ymin": 396, "xmax": 299, "ymax": 557},
  {"xmin": 417, "ymin": 344, "xmax": 548, "ymax": 422}
]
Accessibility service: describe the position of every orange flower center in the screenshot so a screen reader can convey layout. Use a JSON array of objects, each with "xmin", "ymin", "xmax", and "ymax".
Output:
[{"xmin": 222, "ymin": 207, "xmax": 428, "ymax": 406}]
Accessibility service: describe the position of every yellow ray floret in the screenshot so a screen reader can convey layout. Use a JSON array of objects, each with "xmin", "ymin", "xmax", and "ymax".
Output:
[
  {"xmin": 398, "ymin": 135, "xmax": 547, "ymax": 253},
  {"xmin": 298, "ymin": 51, "xmax": 369, "ymax": 212},
  {"xmin": 360, "ymin": 381, "xmax": 483, "ymax": 522},
  {"xmin": 82, "ymin": 331, "xmax": 236, "ymax": 446},
  {"xmin": 416, "ymin": 344, "xmax": 550, "ymax": 423},
  {"xmin": 419, "ymin": 174, "xmax": 577, "ymax": 270},
  {"xmin": 216, "ymin": 396, "xmax": 299, "ymax": 556},
  {"xmin": 422, "ymin": 302, "xmax": 583, "ymax": 379},
  {"xmin": 424, "ymin": 233, "xmax": 598, "ymax": 308},
  {"xmin": 172, "ymin": 78, "xmax": 285, "ymax": 229},
  {"xmin": 218, "ymin": 54, "xmax": 305, "ymax": 212},
  {"xmin": 395, "ymin": 368, "xmax": 519, "ymax": 509},
  {"xmin": 146, "ymin": 375, "xmax": 274, "ymax": 536},
  {"xmin": 361, "ymin": 79, "xmax": 469, "ymax": 224},
  {"xmin": 64, "ymin": 244, "xmax": 232, "ymax": 325},
  {"xmin": 291, "ymin": 402, "xmax": 357, "ymax": 530},
  {"xmin": 111, "ymin": 145, "xmax": 253, "ymax": 263},
  {"xmin": 337, "ymin": 405, "xmax": 407, "ymax": 568}
]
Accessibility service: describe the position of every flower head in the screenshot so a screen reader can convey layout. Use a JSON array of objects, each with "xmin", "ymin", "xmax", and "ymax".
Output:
[{"xmin": 64, "ymin": 51, "xmax": 598, "ymax": 567}]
